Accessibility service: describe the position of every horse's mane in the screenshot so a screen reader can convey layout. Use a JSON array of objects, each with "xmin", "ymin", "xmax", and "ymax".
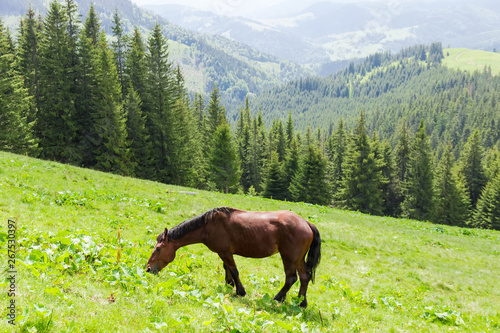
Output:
[{"xmin": 157, "ymin": 207, "xmax": 239, "ymax": 242}]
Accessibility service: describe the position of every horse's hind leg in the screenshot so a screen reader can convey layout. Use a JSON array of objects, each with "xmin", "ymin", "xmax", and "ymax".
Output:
[
  {"xmin": 223, "ymin": 263, "xmax": 235, "ymax": 286},
  {"xmin": 297, "ymin": 261, "xmax": 310, "ymax": 308},
  {"xmin": 274, "ymin": 257, "xmax": 297, "ymax": 303},
  {"xmin": 218, "ymin": 254, "xmax": 246, "ymax": 296}
]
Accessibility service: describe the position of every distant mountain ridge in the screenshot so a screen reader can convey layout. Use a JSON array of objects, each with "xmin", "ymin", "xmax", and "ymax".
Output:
[
  {"xmin": 144, "ymin": 0, "xmax": 500, "ymax": 76},
  {"xmin": 0, "ymin": 0, "xmax": 311, "ymax": 109}
]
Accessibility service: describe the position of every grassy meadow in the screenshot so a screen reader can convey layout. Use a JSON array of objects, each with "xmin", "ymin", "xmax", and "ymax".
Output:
[
  {"xmin": 443, "ymin": 48, "xmax": 500, "ymax": 76},
  {"xmin": 1, "ymin": 151, "xmax": 499, "ymax": 332}
]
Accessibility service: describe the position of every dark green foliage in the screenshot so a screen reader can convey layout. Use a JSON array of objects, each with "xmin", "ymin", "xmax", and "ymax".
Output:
[
  {"xmin": 248, "ymin": 111, "xmax": 268, "ymax": 193},
  {"xmin": 124, "ymin": 83, "xmax": 151, "ymax": 179},
  {"xmin": 472, "ymin": 174, "xmax": 500, "ymax": 230},
  {"xmin": 282, "ymin": 136, "xmax": 301, "ymax": 201},
  {"xmin": 337, "ymin": 112, "xmax": 383, "ymax": 215},
  {"xmin": 236, "ymin": 98, "xmax": 252, "ymax": 191},
  {"xmin": 262, "ymin": 152, "xmax": 287, "ymax": 200},
  {"xmin": 401, "ymin": 120, "xmax": 434, "ymax": 221},
  {"xmin": 0, "ymin": 19, "xmax": 37, "ymax": 153},
  {"xmin": 289, "ymin": 144, "xmax": 330, "ymax": 205},
  {"xmin": 125, "ymin": 27, "xmax": 147, "ymax": 100},
  {"xmin": 433, "ymin": 144, "xmax": 470, "ymax": 226},
  {"xmin": 327, "ymin": 119, "xmax": 347, "ymax": 196},
  {"xmin": 458, "ymin": 130, "xmax": 487, "ymax": 208},
  {"xmin": 84, "ymin": 3, "xmax": 100, "ymax": 46},
  {"xmin": 92, "ymin": 32, "xmax": 130, "ymax": 175},
  {"xmin": 208, "ymin": 123, "xmax": 241, "ymax": 193},
  {"xmin": 15, "ymin": 6, "xmax": 42, "ymax": 125},
  {"xmin": 37, "ymin": 0, "xmax": 77, "ymax": 162},
  {"xmin": 111, "ymin": 9, "xmax": 127, "ymax": 98}
]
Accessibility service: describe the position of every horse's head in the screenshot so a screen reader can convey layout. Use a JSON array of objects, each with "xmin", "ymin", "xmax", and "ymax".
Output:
[{"xmin": 145, "ymin": 228, "xmax": 176, "ymax": 274}]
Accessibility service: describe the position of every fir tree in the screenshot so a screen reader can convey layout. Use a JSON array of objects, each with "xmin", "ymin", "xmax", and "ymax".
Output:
[
  {"xmin": 37, "ymin": 1, "xmax": 78, "ymax": 162},
  {"xmin": 236, "ymin": 97, "xmax": 252, "ymax": 191},
  {"xmin": 328, "ymin": 119, "xmax": 347, "ymax": 197},
  {"xmin": 472, "ymin": 174, "xmax": 500, "ymax": 230},
  {"xmin": 16, "ymin": 6, "xmax": 42, "ymax": 125},
  {"xmin": 84, "ymin": 3, "xmax": 100, "ymax": 46},
  {"xmin": 206, "ymin": 84, "xmax": 227, "ymax": 137},
  {"xmin": 0, "ymin": 19, "xmax": 37, "ymax": 153},
  {"xmin": 125, "ymin": 27, "xmax": 147, "ymax": 99},
  {"xmin": 282, "ymin": 135, "xmax": 301, "ymax": 201},
  {"xmin": 124, "ymin": 83, "xmax": 152, "ymax": 179},
  {"xmin": 111, "ymin": 9, "xmax": 127, "ymax": 98},
  {"xmin": 289, "ymin": 143, "xmax": 330, "ymax": 205},
  {"xmin": 262, "ymin": 152, "xmax": 287, "ymax": 200},
  {"xmin": 433, "ymin": 144, "xmax": 470, "ymax": 226},
  {"xmin": 208, "ymin": 123, "xmax": 241, "ymax": 193},
  {"xmin": 145, "ymin": 23, "xmax": 175, "ymax": 183},
  {"xmin": 92, "ymin": 32, "xmax": 131, "ymax": 175},
  {"xmin": 401, "ymin": 120, "xmax": 434, "ymax": 221},
  {"xmin": 285, "ymin": 112, "xmax": 294, "ymax": 150},
  {"xmin": 458, "ymin": 130, "xmax": 487, "ymax": 208},
  {"xmin": 248, "ymin": 111, "xmax": 268, "ymax": 193},
  {"xmin": 338, "ymin": 112, "xmax": 383, "ymax": 215}
]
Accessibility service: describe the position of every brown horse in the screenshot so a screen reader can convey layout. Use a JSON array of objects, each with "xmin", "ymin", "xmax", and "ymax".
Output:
[{"xmin": 146, "ymin": 207, "xmax": 321, "ymax": 307}]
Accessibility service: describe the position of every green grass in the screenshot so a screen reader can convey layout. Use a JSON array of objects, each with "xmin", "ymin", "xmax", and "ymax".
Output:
[
  {"xmin": 1, "ymin": 151, "xmax": 499, "ymax": 332},
  {"xmin": 443, "ymin": 48, "xmax": 500, "ymax": 76}
]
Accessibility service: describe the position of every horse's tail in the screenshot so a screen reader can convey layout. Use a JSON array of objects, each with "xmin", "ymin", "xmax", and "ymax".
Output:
[{"xmin": 306, "ymin": 223, "xmax": 321, "ymax": 283}]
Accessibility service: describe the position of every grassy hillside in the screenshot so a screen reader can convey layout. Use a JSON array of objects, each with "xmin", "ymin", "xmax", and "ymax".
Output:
[
  {"xmin": 443, "ymin": 48, "xmax": 500, "ymax": 76},
  {"xmin": 1, "ymin": 151, "xmax": 499, "ymax": 332}
]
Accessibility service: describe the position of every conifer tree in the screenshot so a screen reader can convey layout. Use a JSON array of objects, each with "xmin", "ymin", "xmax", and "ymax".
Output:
[
  {"xmin": 0, "ymin": 19, "xmax": 37, "ymax": 153},
  {"xmin": 285, "ymin": 112, "xmax": 294, "ymax": 150},
  {"xmin": 125, "ymin": 27, "xmax": 147, "ymax": 99},
  {"xmin": 433, "ymin": 144, "xmax": 470, "ymax": 226},
  {"xmin": 111, "ymin": 9, "xmax": 127, "ymax": 98},
  {"xmin": 124, "ymin": 83, "xmax": 152, "ymax": 179},
  {"xmin": 338, "ymin": 112, "xmax": 383, "ymax": 215},
  {"xmin": 208, "ymin": 123, "xmax": 241, "ymax": 193},
  {"xmin": 92, "ymin": 32, "xmax": 131, "ymax": 175},
  {"xmin": 206, "ymin": 84, "xmax": 227, "ymax": 137},
  {"xmin": 289, "ymin": 143, "xmax": 330, "ymax": 205},
  {"xmin": 458, "ymin": 130, "xmax": 487, "ymax": 208},
  {"xmin": 236, "ymin": 97, "xmax": 252, "ymax": 191},
  {"xmin": 401, "ymin": 120, "xmax": 434, "ymax": 221},
  {"xmin": 145, "ymin": 23, "xmax": 175, "ymax": 182},
  {"xmin": 248, "ymin": 111, "xmax": 268, "ymax": 193},
  {"xmin": 472, "ymin": 174, "xmax": 500, "ymax": 230},
  {"xmin": 282, "ymin": 135, "xmax": 301, "ymax": 201},
  {"xmin": 328, "ymin": 119, "xmax": 347, "ymax": 197},
  {"xmin": 262, "ymin": 152, "xmax": 287, "ymax": 200},
  {"xmin": 16, "ymin": 6, "xmax": 42, "ymax": 125},
  {"xmin": 38, "ymin": 1, "xmax": 77, "ymax": 162},
  {"xmin": 84, "ymin": 3, "xmax": 100, "ymax": 46}
]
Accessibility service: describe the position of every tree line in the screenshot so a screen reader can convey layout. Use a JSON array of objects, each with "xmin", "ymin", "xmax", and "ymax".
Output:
[{"xmin": 1, "ymin": 2, "xmax": 499, "ymax": 230}]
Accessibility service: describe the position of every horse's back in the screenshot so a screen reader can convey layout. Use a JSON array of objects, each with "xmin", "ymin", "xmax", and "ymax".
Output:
[{"xmin": 203, "ymin": 209, "xmax": 313, "ymax": 258}]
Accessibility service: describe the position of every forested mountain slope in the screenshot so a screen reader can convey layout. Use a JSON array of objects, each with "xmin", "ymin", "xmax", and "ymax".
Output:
[
  {"xmin": 249, "ymin": 45, "xmax": 500, "ymax": 153},
  {"xmin": 0, "ymin": 0, "xmax": 309, "ymax": 109}
]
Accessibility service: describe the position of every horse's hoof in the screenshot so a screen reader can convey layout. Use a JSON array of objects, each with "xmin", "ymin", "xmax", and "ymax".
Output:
[
  {"xmin": 237, "ymin": 290, "xmax": 247, "ymax": 296},
  {"xmin": 299, "ymin": 300, "xmax": 307, "ymax": 308},
  {"xmin": 273, "ymin": 295, "xmax": 285, "ymax": 303},
  {"xmin": 226, "ymin": 280, "xmax": 235, "ymax": 287}
]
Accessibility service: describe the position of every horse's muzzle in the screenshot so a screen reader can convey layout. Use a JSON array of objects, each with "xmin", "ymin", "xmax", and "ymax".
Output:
[{"xmin": 145, "ymin": 266, "xmax": 158, "ymax": 275}]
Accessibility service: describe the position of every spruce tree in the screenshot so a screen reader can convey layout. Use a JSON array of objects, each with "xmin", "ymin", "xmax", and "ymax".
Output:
[
  {"xmin": 145, "ymin": 23, "xmax": 175, "ymax": 183},
  {"xmin": 206, "ymin": 84, "xmax": 227, "ymax": 137},
  {"xmin": 92, "ymin": 32, "xmax": 131, "ymax": 175},
  {"xmin": 285, "ymin": 112, "xmax": 294, "ymax": 150},
  {"xmin": 248, "ymin": 111, "xmax": 268, "ymax": 193},
  {"xmin": 111, "ymin": 9, "xmax": 127, "ymax": 98},
  {"xmin": 401, "ymin": 120, "xmax": 434, "ymax": 221},
  {"xmin": 472, "ymin": 174, "xmax": 500, "ymax": 230},
  {"xmin": 208, "ymin": 123, "xmax": 241, "ymax": 193},
  {"xmin": 0, "ymin": 19, "xmax": 37, "ymax": 153},
  {"xmin": 458, "ymin": 130, "xmax": 487, "ymax": 208},
  {"xmin": 124, "ymin": 83, "xmax": 152, "ymax": 179},
  {"xmin": 125, "ymin": 27, "xmax": 147, "ymax": 100},
  {"xmin": 338, "ymin": 112, "xmax": 383, "ymax": 215},
  {"xmin": 328, "ymin": 119, "xmax": 347, "ymax": 197},
  {"xmin": 16, "ymin": 6, "xmax": 42, "ymax": 125},
  {"xmin": 282, "ymin": 135, "xmax": 301, "ymax": 201},
  {"xmin": 84, "ymin": 3, "xmax": 100, "ymax": 46},
  {"xmin": 433, "ymin": 144, "xmax": 470, "ymax": 226},
  {"xmin": 38, "ymin": 1, "xmax": 77, "ymax": 162},
  {"xmin": 262, "ymin": 152, "xmax": 287, "ymax": 200},
  {"xmin": 289, "ymin": 143, "xmax": 330, "ymax": 205},
  {"xmin": 236, "ymin": 97, "xmax": 252, "ymax": 191}
]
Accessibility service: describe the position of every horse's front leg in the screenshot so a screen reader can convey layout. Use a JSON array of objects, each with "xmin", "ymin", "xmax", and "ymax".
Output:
[
  {"xmin": 223, "ymin": 263, "xmax": 235, "ymax": 287},
  {"xmin": 218, "ymin": 254, "xmax": 246, "ymax": 296}
]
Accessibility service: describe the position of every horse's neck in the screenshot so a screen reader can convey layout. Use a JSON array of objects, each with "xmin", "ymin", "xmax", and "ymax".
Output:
[{"xmin": 172, "ymin": 227, "xmax": 204, "ymax": 250}]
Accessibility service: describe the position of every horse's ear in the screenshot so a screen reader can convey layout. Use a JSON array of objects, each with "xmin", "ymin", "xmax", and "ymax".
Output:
[{"xmin": 163, "ymin": 228, "xmax": 168, "ymax": 242}]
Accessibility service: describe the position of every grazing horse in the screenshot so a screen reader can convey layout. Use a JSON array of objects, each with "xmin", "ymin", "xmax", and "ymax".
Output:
[{"xmin": 146, "ymin": 207, "xmax": 321, "ymax": 307}]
